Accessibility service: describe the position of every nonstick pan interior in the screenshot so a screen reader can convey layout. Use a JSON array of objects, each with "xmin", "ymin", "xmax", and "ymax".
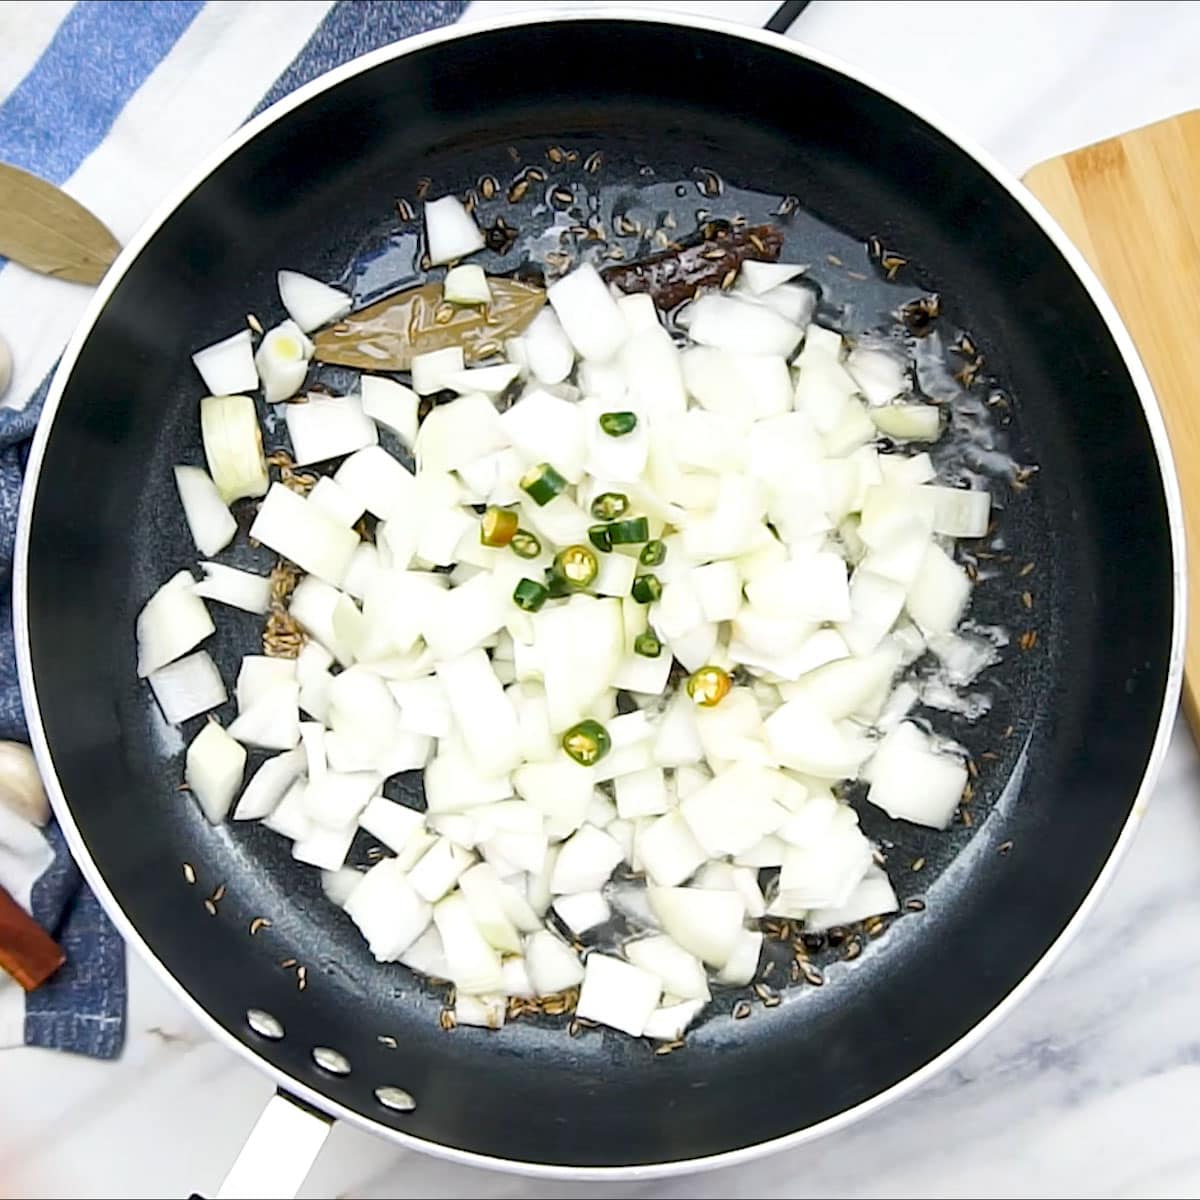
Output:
[{"xmin": 19, "ymin": 17, "xmax": 1179, "ymax": 1169}]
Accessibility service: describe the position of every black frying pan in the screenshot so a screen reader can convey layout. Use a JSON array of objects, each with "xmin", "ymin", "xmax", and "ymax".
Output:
[{"xmin": 13, "ymin": 10, "xmax": 1183, "ymax": 1185}]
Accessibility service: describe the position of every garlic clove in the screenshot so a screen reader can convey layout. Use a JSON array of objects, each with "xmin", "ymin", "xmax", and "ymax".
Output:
[{"xmin": 0, "ymin": 741, "xmax": 49, "ymax": 826}]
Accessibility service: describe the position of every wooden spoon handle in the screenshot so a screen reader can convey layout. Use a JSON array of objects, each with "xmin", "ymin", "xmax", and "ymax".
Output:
[{"xmin": 0, "ymin": 881, "xmax": 64, "ymax": 990}]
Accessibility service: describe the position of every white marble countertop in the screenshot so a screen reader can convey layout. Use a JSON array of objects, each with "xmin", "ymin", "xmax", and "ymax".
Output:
[{"xmin": 5, "ymin": 1, "xmax": 1200, "ymax": 1197}]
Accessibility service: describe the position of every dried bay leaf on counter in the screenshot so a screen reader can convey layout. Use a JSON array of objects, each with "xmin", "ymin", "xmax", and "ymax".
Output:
[
  {"xmin": 313, "ymin": 278, "xmax": 545, "ymax": 371},
  {"xmin": 0, "ymin": 162, "xmax": 120, "ymax": 285}
]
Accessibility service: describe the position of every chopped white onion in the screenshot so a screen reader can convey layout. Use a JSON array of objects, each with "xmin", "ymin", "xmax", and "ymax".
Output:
[
  {"xmin": 625, "ymin": 934, "xmax": 710, "ymax": 1001},
  {"xmin": 647, "ymin": 885, "xmax": 744, "ymax": 968},
  {"xmin": 434, "ymin": 891, "xmax": 504, "ymax": 993},
  {"xmin": 285, "ymin": 393, "xmax": 378, "ymax": 466},
  {"xmin": 443, "ymin": 264, "xmax": 492, "ymax": 305},
  {"xmin": 738, "ymin": 260, "xmax": 807, "ymax": 295},
  {"xmin": 360, "ymin": 376, "xmax": 419, "ymax": 447},
  {"xmin": 806, "ymin": 866, "xmax": 899, "ymax": 930},
  {"xmin": 185, "ymin": 721, "xmax": 246, "ymax": 824},
  {"xmin": 345, "ymin": 859, "xmax": 432, "ymax": 961},
  {"xmin": 424, "ymin": 195, "xmax": 485, "ymax": 266},
  {"xmin": 148, "ymin": 650, "xmax": 225, "ymax": 724},
  {"xmin": 278, "ymin": 270, "xmax": 351, "ymax": 333},
  {"xmin": 576, "ymin": 952, "xmax": 661, "ymax": 1036},
  {"xmin": 173, "ymin": 466, "xmax": 236, "ymax": 557},
  {"xmin": 255, "ymin": 320, "xmax": 313, "ymax": 403},
  {"xmin": 233, "ymin": 748, "xmax": 305, "ymax": 821},
  {"xmin": 235, "ymin": 655, "xmax": 295, "ymax": 712},
  {"xmin": 248, "ymin": 483, "xmax": 359, "ymax": 587},
  {"xmin": 136, "ymin": 571, "xmax": 214, "ymax": 677},
  {"xmin": 193, "ymin": 329, "xmax": 258, "ymax": 396},
  {"xmin": 547, "ymin": 263, "xmax": 626, "ymax": 363},
  {"xmin": 525, "ymin": 930, "xmax": 584, "ymax": 995},
  {"xmin": 200, "ymin": 394, "xmax": 269, "ymax": 504},
  {"xmin": 552, "ymin": 889, "xmax": 610, "ymax": 934},
  {"xmin": 227, "ymin": 681, "xmax": 300, "ymax": 751},
  {"xmin": 194, "ymin": 562, "xmax": 272, "ymax": 614},
  {"xmin": 866, "ymin": 721, "xmax": 967, "ymax": 828}
]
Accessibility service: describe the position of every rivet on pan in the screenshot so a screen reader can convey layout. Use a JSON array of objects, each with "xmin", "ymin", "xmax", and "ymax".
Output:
[
  {"xmin": 312, "ymin": 1046, "xmax": 351, "ymax": 1075},
  {"xmin": 375, "ymin": 1086, "xmax": 417, "ymax": 1113},
  {"xmin": 246, "ymin": 1009, "xmax": 284, "ymax": 1040}
]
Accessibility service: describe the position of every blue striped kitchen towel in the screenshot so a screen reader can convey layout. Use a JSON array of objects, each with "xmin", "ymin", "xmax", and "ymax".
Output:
[{"xmin": 0, "ymin": 0, "xmax": 468, "ymax": 1059}]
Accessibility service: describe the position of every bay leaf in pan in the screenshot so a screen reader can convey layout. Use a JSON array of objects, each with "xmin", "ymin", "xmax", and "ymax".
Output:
[
  {"xmin": 313, "ymin": 278, "xmax": 546, "ymax": 371},
  {"xmin": 0, "ymin": 162, "xmax": 120, "ymax": 285}
]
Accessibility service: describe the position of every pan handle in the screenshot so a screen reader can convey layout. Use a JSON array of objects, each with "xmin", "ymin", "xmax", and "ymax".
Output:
[{"xmin": 194, "ymin": 1090, "xmax": 332, "ymax": 1200}]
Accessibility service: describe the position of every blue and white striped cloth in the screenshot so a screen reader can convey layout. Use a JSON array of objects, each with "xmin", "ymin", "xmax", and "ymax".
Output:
[{"xmin": 0, "ymin": 0, "xmax": 469, "ymax": 1059}]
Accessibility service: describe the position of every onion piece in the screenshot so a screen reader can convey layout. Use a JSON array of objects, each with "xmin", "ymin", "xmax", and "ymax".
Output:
[
  {"xmin": 234, "ymin": 748, "xmax": 305, "ymax": 821},
  {"xmin": 686, "ymin": 294, "xmax": 803, "ymax": 357},
  {"xmin": 408, "ymin": 837, "xmax": 474, "ymax": 903},
  {"xmin": 334, "ymin": 445, "xmax": 415, "ymax": 520},
  {"xmin": 575, "ymin": 953, "xmax": 661, "ymax": 1037},
  {"xmin": 679, "ymin": 763, "xmax": 788, "ymax": 857},
  {"xmin": 806, "ymin": 866, "xmax": 899, "ymax": 930},
  {"xmin": 421, "ymin": 572, "xmax": 507, "ymax": 660},
  {"xmin": 738, "ymin": 260, "xmax": 807, "ymax": 295},
  {"xmin": 838, "ymin": 568, "xmax": 908, "ymax": 656},
  {"xmin": 443, "ymin": 263, "xmax": 492, "ymax": 305},
  {"xmin": 638, "ymin": 812, "xmax": 708, "ymax": 887},
  {"xmin": 424, "ymin": 749, "xmax": 514, "ymax": 813},
  {"xmin": 549, "ymin": 824, "xmax": 624, "ymax": 893},
  {"xmin": 321, "ymin": 866, "xmax": 365, "ymax": 908},
  {"xmin": 745, "ymin": 551, "xmax": 850, "ymax": 623},
  {"xmin": 552, "ymin": 890, "xmax": 610, "ymax": 934},
  {"xmin": 255, "ymin": 320, "xmax": 313, "ymax": 403},
  {"xmin": 200, "ymin": 394, "xmax": 269, "ymax": 503},
  {"xmin": 681, "ymin": 347, "xmax": 792, "ymax": 419},
  {"xmin": 192, "ymin": 329, "xmax": 258, "ymax": 395},
  {"xmin": 424, "ymin": 195, "xmax": 485, "ymax": 266},
  {"xmin": 302, "ymin": 767, "xmax": 379, "ymax": 830},
  {"xmin": 620, "ymin": 328, "xmax": 688, "ymax": 421},
  {"xmin": 644, "ymin": 998, "xmax": 706, "ymax": 1041},
  {"xmin": 763, "ymin": 694, "xmax": 871, "ymax": 780},
  {"xmin": 454, "ymin": 993, "xmax": 506, "ymax": 1030},
  {"xmin": 434, "ymin": 891, "xmax": 504, "ymax": 993},
  {"xmin": 524, "ymin": 309, "xmax": 575, "ymax": 385},
  {"xmin": 292, "ymin": 822, "xmax": 357, "ymax": 871},
  {"xmin": 261, "ymin": 778, "xmax": 312, "ymax": 841},
  {"xmin": 308, "ymin": 476, "xmax": 365, "ymax": 527},
  {"xmin": 278, "ymin": 270, "xmax": 351, "ymax": 333},
  {"xmin": 866, "ymin": 721, "xmax": 967, "ymax": 828},
  {"xmin": 235, "ymin": 655, "xmax": 296, "ymax": 712},
  {"xmin": 715, "ymin": 928, "xmax": 764, "ymax": 986},
  {"xmin": 871, "ymin": 403, "xmax": 939, "ymax": 441},
  {"xmin": 547, "ymin": 263, "xmax": 626, "ymax": 363},
  {"xmin": 415, "ymin": 391, "xmax": 506, "ymax": 472},
  {"xmin": 249, "ymin": 483, "xmax": 359, "ymax": 587},
  {"xmin": 173, "ymin": 466, "xmax": 236, "ymax": 557},
  {"xmin": 436, "ymin": 649, "xmax": 521, "ymax": 778},
  {"xmin": 614, "ymin": 766, "xmax": 669, "ymax": 820},
  {"xmin": 227, "ymin": 681, "xmax": 300, "ymax": 751},
  {"xmin": 360, "ymin": 376, "xmax": 419, "ymax": 447},
  {"xmin": 185, "ymin": 721, "xmax": 246, "ymax": 824},
  {"xmin": 501, "ymin": 388, "xmax": 586, "ymax": 482},
  {"xmin": 148, "ymin": 650, "xmax": 226, "ymax": 724},
  {"xmin": 285, "ymin": 393, "xmax": 378, "ymax": 466},
  {"xmin": 907, "ymin": 543, "xmax": 971, "ymax": 636},
  {"xmin": 357, "ymin": 796, "xmax": 424, "ymax": 854},
  {"xmin": 443, "ymin": 363, "xmax": 521, "ymax": 396},
  {"xmin": 625, "ymin": 934, "xmax": 710, "ymax": 1001},
  {"xmin": 525, "ymin": 930, "xmax": 584, "ymax": 995},
  {"xmin": 923, "ymin": 484, "xmax": 992, "ymax": 538},
  {"xmin": 344, "ymin": 859, "xmax": 432, "ymax": 961},
  {"xmin": 194, "ymin": 562, "xmax": 272, "ymax": 614},
  {"xmin": 846, "ymin": 345, "xmax": 908, "ymax": 405},
  {"xmin": 775, "ymin": 806, "xmax": 872, "ymax": 910},
  {"xmin": 513, "ymin": 760, "xmax": 593, "ymax": 840},
  {"xmin": 647, "ymin": 885, "xmax": 744, "ymax": 968},
  {"xmin": 136, "ymin": 570, "xmax": 214, "ymax": 677}
]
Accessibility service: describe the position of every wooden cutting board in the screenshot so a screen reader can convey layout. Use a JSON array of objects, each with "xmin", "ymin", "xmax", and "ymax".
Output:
[{"xmin": 1023, "ymin": 112, "xmax": 1200, "ymax": 729}]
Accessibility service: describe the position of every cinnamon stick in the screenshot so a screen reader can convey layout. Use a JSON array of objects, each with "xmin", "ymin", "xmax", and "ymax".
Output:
[{"xmin": 0, "ymin": 881, "xmax": 64, "ymax": 991}]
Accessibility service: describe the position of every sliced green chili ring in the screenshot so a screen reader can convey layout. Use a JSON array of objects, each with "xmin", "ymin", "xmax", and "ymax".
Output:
[
  {"xmin": 509, "ymin": 529, "xmax": 542, "ymax": 559},
  {"xmin": 608, "ymin": 516, "xmax": 650, "ymax": 545},
  {"xmin": 480, "ymin": 506, "xmax": 519, "ymax": 547},
  {"xmin": 633, "ymin": 630, "xmax": 662, "ymax": 658},
  {"xmin": 512, "ymin": 578, "xmax": 549, "ymax": 612},
  {"xmin": 590, "ymin": 491, "xmax": 630, "ymax": 521},
  {"xmin": 587, "ymin": 523, "xmax": 613, "ymax": 553},
  {"xmin": 639, "ymin": 539, "xmax": 666, "ymax": 567},
  {"xmin": 561, "ymin": 719, "xmax": 611, "ymax": 766},
  {"xmin": 631, "ymin": 573, "xmax": 663, "ymax": 604},
  {"xmin": 686, "ymin": 664, "xmax": 732, "ymax": 708},
  {"xmin": 552, "ymin": 544, "xmax": 599, "ymax": 589},
  {"xmin": 599, "ymin": 411, "xmax": 639, "ymax": 437},
  {"xmin": 520, "ymin": 462, "xmax": 567, "ymax": 506}
]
